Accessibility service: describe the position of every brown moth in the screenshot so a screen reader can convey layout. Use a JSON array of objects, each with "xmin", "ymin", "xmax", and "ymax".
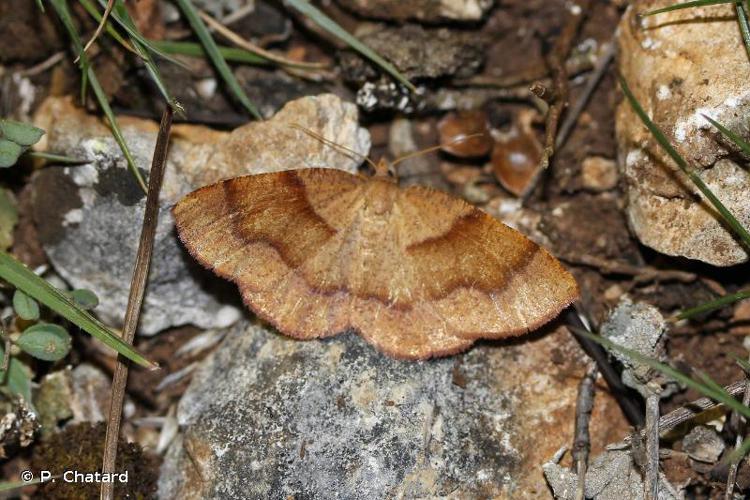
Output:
[{"xmin": 172, "ymin": 156, "xmax": 579, "ymax": 359}]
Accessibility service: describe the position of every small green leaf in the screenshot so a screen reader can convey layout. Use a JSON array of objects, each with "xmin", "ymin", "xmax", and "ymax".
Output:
[
  {"xmin": 0, "ymin": 140, "xmax": 23, "ymax": 168},
  {"xmin": 70, "ymin": 289, "xmax": 99, "ymax": 310},
  {"xmin": 0, "ymin": 345, "xmax": 33, "ymax": 403},
  {"xmin": 13, "ymin": 290, "xmax": 39, "ymax": 321},
  {"xmin": 0, "ymin": 189, "xmax": 18, "ymax": 251},
  {"xmin": 17, "ymin": 323, "xmax": 72, "ymax": 362},
  {"xmin": 0, "ymin": 250, "xmax": 156, "ymax": 369},
  {"xmin": 0, "ymin": 120, "xmax": 44, "ymax": 147}
]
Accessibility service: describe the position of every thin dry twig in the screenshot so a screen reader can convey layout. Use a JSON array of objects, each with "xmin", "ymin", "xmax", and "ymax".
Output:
[
  {"xmin": 77, "ymin": 0, "xmax": 116, "ymax": 64},
  {"xmin": 539, "ymin": 0, "xmax": 593, "ymax": 170},
  {"xmin": 655, "ymin": 379, "xmax": 747, "ymax": 434},
  {"xmin": 725, "ymin": 362, "xmax": 750, "ymax": 499},
  {"xmin": 558, "ymin": 253, "xmax": 697, "ymax": 284},
  {"xmin": 17, "ymin": 51, "xmax": 65, "ymax": 77},
  {"xmin": 573, "ymin": 365, "xmax": 597, "ymax": 500},
  {"xmin": 452, "ymin": 50, "xmax": 597, "ymax": 89},
  {"xmin": 644, "ymin": 390, "xmax": 661, "ymax": 500},
  {"xmin": 555, "ymin": 41, "xmax": 615, "ymax": 149},
  {"xmin": 197, "ymin": 9, "xmax": 329, "ymax": 71},
  {"xmin": 1, "ymin": 332, "xmax": 9, "ymax": 373},
  {"xmin": 100, "ymin": 106, "xmax": 173, "ymax": 500}
]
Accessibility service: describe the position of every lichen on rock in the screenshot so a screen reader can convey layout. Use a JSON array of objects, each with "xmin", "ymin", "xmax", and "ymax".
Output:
[{"xmin": 158, "ymin": 320, "xmax": 628, "ymax": 498}]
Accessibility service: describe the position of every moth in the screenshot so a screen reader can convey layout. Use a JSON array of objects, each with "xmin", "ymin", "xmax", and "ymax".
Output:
[{"xmin": 173, "ymin": 135, "xmax": 579, "ymax": 359}]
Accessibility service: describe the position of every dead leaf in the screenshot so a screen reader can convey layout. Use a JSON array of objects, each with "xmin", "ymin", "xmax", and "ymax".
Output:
[{"xmin": 173, "ymin": 166, "xmax": 578, "ymax": 359}]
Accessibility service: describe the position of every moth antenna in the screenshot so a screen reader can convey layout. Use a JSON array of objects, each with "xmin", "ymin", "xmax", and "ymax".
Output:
[
  {"xmin": 391, "ymin": 133, "xmax": 486, "ymax": 168},
  {"xmin": 290, "ymin": 124, "xmax": 378, "ymax": 171}
]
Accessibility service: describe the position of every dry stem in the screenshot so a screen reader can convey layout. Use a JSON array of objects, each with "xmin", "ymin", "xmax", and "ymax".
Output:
[{"xmin": 100, "ymin": 106, "xmax": 173, "ymax": 500}]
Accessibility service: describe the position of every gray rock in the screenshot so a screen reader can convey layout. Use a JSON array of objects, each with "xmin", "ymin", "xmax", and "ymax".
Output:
[
  {"xmin": 682, "ymin": 425, "xmax": 725, "ymax": 463},
  {"xmin": 544, "ymin": 449, "xmax": 680, "ymax": 500},
  {"xmin": 600, "ymin": 297, "xmax": 678, "ymax": 398},
  {"xmin": 336, "ymin": 0, "xmax": 494, "ymax": 23},
  {"xmin": 617, "ymin": 2, "xmax": 750, "ymax": 266},
  {"xmin": 158, "ymin": 320, "xmax": 624, "ymax": 498},
  {"xmin": 32, "ymin": 94, "xmax": 370, "ymax": 335},
  {"xmin": 339, "ymin": 24, "xmax": 486, "ymax": 113}
]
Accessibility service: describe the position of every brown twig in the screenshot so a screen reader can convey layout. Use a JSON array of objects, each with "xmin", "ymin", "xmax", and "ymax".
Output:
[
  {"xmin": 573, "ymin": 365, "xmax": 597, "ymax": 500},
  {"xmin": 539, "ymin": 0, "xmax": 593, "ymax": 170},
  {"xmin": 1, "ymin": 333, "xmax": 9, "ymax": 373},
  {"xmin": 555, "ymin": 41, "xmax": 616, "ymax": 150},
  {"xmin": 451, "ymin": 50, "xmax": 597, "ymax": 89},
  {"xmin": 76, "ymin": 0, "xmax": 116, "ymax": 64},
  {"xmin": 655, "ymin": 379, "xmax": 747, "ymax": 434},
  {"xmin": 197, "ymin": 9, "xmax": 329, "ymax": 71},
  {"xmin": 100, "ymin": 106, "xmax": 173, "ymax": 500},
  {"xmin": 558, "ymin": 253, "xmax": 697, "ymax": 284},
  {"xmin": 644, "ymin": 389, "xmax": 661, "ymax": 500},
  {"xmin": 17, "ymin": 51, "xmax": 65, "ymax": 77}
]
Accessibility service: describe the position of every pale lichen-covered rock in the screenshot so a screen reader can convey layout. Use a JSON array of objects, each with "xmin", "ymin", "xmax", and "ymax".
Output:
[
  {"xmin": 336, "ymin": 0, "xmax": 494, "ymax": 23},
  {"xmin": 32, "ymin": 95, "xmax": 370, "ymax": 335},
  {"xmin": 616, "ymin": 1, "xmax": 750, "ymax": 266},
  {"xmin": 158, "ymin": 321, "xmax": 628, "ymax": 498}
]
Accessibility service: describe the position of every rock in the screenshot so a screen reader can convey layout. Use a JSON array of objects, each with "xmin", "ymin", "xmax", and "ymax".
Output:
[
  {"xmin": 336, "ymin": 0, "xmax": 494, "ymax": 23},
  {"xmin": 617, "ymin": 2, "xmax": 750, "ymax": 266},
  {"xmin": 32, "ymin": 95, "xmax": 370, "ymax": 335},
  {"xmin": 35, "ymin": 364, "xmax": 112, "ymax": 437},
  {"xmin": 682, "ymin": 425, "xmax": 725, "ymax": 463},
  {"xmin": 544, "ymin": 449, "xmax": 680, "ymax": 499},
  {"xmin": 339, "ymin": 24, "xmax": 486, "ymax": 113},
  {"xmin": 158, "ymin": 321, "xmax": 629, "ymax": 498},
  {"xmin": 341, "ymin": 25, "xmax": 485, "ymax": 80},
  {"xmin": 600, "ymin": 297, "xmax": 678, "ymax": 398},
  {"xmin": 581, "ymin": 156, "xmax": 618, "ymax": 192}
]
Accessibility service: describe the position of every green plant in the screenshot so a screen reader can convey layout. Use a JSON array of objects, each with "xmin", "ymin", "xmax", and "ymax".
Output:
[{"xmin": 0, "ymin": 120, "xmax": 45, "ymax": 168}]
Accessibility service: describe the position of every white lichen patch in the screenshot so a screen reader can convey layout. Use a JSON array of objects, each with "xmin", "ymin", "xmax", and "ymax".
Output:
[{"xmin": 62, "ymin": 208, "xmax": 83, "ymax": 226}]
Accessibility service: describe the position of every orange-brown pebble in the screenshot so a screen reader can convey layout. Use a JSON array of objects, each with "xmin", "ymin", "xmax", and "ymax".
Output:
[{"xmin": 437, "ymin": 110, "xmax": 493, "ymax": 158}]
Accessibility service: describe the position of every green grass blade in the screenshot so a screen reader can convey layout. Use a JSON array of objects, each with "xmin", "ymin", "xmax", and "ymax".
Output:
[
  {"xmin": 619, "ymin": 75, "xmax": 750, "ymax": 250},
  {"xmin": 677, "ymin": 289, "xmax": 750, "ymax": 319},
  {"xmin": 576, "ymin": 328, "xmax": 750, "ymax": 419},
  {"xmin": 731, "ymin": 354, "xmax": 750, "ymax": 374},
  {"xmin": 150, "ymin": 40, "xmax": 269, "ymax": 65},
  {"xmin": 174, "ymin": 0, "xmax": 261, "ymax": 119},
  {"xmin": 27, "ymin": 151, "xmax": 87, "ymax": 164},
  {"xmin": 36, "ymin": 0, "xmax": 45, "ymax": 11},
  {"xmin": 49, "ymin": 0, "xmax": 148, "ymax": 194},
  {"xmin": 109, "ymin": 1, "xmax": 185, "ymax": 115},
  {"xmin": 642, "ymin": 0, "xmax": 735, "ymax": 16},
  {"xmin": 736, "ymin": 1, "xmax": 750, "ymax": 61},
  {"xmin": 728, "ymin": 435, "xmax": 750, "ymax": 464},
  {"xmin": 702, "ymin": 114, "xmax": 750, "ymax": 156},
  {"xmin": 0, "ymin": 251, "xmax": 156, "ymax": 369},
  {"xmin": 284, "ymin": 0, "xmax": 415, "ymax": 92},
  {"xmin": 86, "ymin": 68, "xmax": 149, "ymax": 193},
  {"xmin": 91, "ymin": 0, "xmax": 186, "ymax": 66},
  {"xmin": 0, "ymin": 477, "xmax": 44, "ymax": 492}
]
